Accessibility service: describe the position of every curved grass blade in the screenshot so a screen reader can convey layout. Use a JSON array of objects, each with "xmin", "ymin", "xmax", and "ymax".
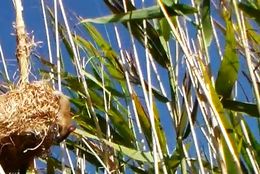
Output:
[
  {"xmin": 81, "ymin": 4, "xmax": 196, "ymax": 24},
  {"xmin": 102, "ymin": 0, "xmax": 170, "ymax": 68},
  {"xmin": 81, "ymin": 22, "xmax": 118, "ymax": 61}
]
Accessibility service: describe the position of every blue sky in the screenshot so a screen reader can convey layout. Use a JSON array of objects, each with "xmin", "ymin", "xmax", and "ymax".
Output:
[
  {"xmin": 0, "ymin": 0, "xmax": 177, "ymax": 152},
  {"xmin": 0, "ymin": 1, "xmax": 259, "ymax": 172},
  {"xmin": 0, "ymin": 0, "xmax": 258, "ymax": 143},
  {"xmin": 0, "ymin": 1, "xmax": 110, "ymax": 80}
]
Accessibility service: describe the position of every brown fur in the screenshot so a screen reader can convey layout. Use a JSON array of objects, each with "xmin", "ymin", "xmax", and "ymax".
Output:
[{"xmin": 53, "ymin": 91, "xmax": 75, "ymax": 142}]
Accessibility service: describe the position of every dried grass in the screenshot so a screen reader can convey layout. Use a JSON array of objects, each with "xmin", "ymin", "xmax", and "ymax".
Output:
[{"xmin": 0, "ymin": 81, "xmax": 60, "ymax": 139}]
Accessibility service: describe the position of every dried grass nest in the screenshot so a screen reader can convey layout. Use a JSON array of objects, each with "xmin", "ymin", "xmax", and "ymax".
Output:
[
  {"xmin": 0, "ymin": 81, "xmax": 70, "ymax": 172},
  {"xmin": 0, "ymin": 81, "xmax": 60, "ymax": 140}
]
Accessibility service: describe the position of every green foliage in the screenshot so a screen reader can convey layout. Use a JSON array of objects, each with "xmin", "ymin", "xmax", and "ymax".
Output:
[
  {"xmin": 82, "ymin": 4, "xmax": 196, "ymax": 24},
  {"xmin": 215, "ymin": 9, "xmax": 239, "ymax": 99},
  {"xmin": 238, "ymin": 1, "xmax": 260, "ymax": 26},
  {"xmin": 200, "ymin": 0, "xmax": 213, "ymax": 46},
  {"xmin": 26, "ymin": 0, "xmax": 260, "ymax": 173}
]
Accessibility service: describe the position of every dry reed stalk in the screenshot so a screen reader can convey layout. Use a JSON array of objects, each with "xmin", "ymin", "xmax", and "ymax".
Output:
[{"xmin": 13, "ymin": 0, "xmax": 31, "ymax": 83}]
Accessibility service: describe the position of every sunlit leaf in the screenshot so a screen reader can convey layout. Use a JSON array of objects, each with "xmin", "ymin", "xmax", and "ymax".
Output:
[
  {"xmin": 215, "ymin": 10, "xmax": 239, "ymax": 98},
  {"xmin": 81, "ymin": 22, "xmax": 118, "ymax": 61},
  {"xmin": 199, "ymin": 59, "xmax": 242, "ymax": 173},
  {"xmin": 153, "ymin": 98, "xmax": 168, "ymax": 154},
  {"xmin": 82, "ymin": 5, "xmax": 196, "ymax": 24},
  {"xmin": 132, "ymin": 93, "xmax": 152, "ymax": 149},
  {"xmin": 159, "ymin": 18, "xmax": 171, "ymax": 41},
  {"xmin": 75, "ymin": 35, "xmax": 100, "ymax": 58},
  {"xmin": 200, "ymin": 0, "xmax": 212, "ymax": 46},
  {"xmin": 162, "ymin": 0, "xmax": 174, "ymax": 7}
]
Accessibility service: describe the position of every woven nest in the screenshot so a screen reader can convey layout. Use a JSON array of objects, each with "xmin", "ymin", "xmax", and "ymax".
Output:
[
  {"xmin": 0, "ymin": 81, "xmax": 59, "ymax": 138},
  {"xmin": 0, "ymin": 81, "xmax": 69, "ymax": 172}
]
